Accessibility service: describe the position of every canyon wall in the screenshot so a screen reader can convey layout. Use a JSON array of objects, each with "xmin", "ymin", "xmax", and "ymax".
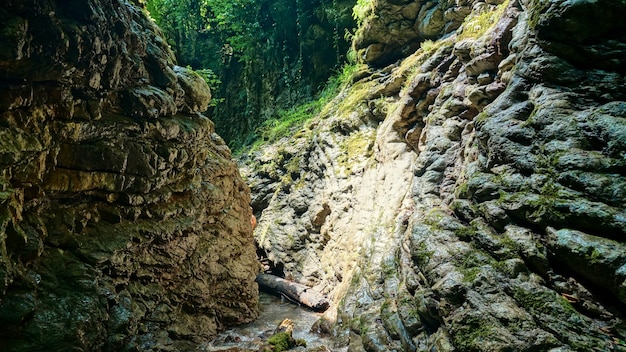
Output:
[
  {"xmin": 243, "ymin": 0, "xmax": 626, "ymax": 350},
  {"xmin": 0, "ymin": 0, "xmax": 258, "ymax": 350}
]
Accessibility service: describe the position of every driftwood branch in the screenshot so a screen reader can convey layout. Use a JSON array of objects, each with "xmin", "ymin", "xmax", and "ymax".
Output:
[{"xmin": 256, "ymin": 273, "xmax": 330, "ymax": 312}]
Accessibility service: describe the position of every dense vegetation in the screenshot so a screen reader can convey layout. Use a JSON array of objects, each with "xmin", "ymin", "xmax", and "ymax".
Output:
[
  {"xmin": 146, "ymin": 0, "xmax": 261, "ymax": 68},
  {"xmin": 145, "ymin": 0, "xmax": 357, "ymax": 150}
]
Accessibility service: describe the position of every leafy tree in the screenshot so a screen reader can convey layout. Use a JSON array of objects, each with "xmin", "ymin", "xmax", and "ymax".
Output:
[{"xmin": 146, "ymin": 0, "xmax": 262, "ymax": 66}]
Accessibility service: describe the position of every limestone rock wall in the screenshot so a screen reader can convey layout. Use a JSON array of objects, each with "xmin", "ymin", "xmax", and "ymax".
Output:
[
  {"xmin": 352, "ymin": 0, "xmax": 473, "ymax": 66},
  {"xmin": 0, "ymin": 1, "xmax": 258, "ymax": 350},
  {"xmin": 242, "ymin": 0, "xmax": 626, "ymax": 350}
]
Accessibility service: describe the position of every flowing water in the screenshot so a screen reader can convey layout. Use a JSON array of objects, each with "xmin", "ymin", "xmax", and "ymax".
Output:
[{"xmin": 203, "ymin": 292, "xmax": 335, "ymax": 351}]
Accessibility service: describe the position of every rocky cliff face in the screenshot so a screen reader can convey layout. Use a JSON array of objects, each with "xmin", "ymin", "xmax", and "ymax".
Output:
[
  {"xmin": 0, "ymin": 1, "xmax": 258, "ymax": 350},
  {"xmin": 243, "ymin": 0, "xmax": 626, "ymax": 350}
]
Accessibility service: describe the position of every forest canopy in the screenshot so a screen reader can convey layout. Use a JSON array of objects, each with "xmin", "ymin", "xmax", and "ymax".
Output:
[
  {"xmin": 146, "ymin": 0, "xmax": 261, "ymax": 66},
  {"xmin": 145, "ymin": 0, "xmax": 358, "ymax": 149}
]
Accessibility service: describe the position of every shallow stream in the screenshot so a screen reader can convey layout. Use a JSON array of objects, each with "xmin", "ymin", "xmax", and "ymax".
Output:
[{"xmin": 203, "ymin": 292, "xmax": 334, "ymax": 351}]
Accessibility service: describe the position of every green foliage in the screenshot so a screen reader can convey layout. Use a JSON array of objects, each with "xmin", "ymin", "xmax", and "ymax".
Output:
[
  {"xmin": 192, "ymin": 67, "xmax": 225, "ymax": 107},
  {"xmin": 146, "ymin": 0, "xmax": 358, "ymax": 147},
  {"xmin": 327, "ymin": 63, "xmax": 361, "ymax": 95},
  {"xmin": 458, "ymin": 0, "xmax": 509, "ymax": 40},
  {"xmin": 146, "ymin": 0, "xmax": 261, "ymax": 61},
  {"xmin": 146, "ymin": 0, "xmax": 353, "ymax": 69},
  {"xmin": 204, "ymin": 0, "xmax": 262, "ymax": 61},
  {"xmin": 266, "ymin": 332, "xmax": 305, "ymax": 352},
  {"xmin": 262, "ymin": 102, "xmax": 318, "ymax": 143},
  {"xmin": 420, "ymin": 39, "xmax": 436, "ymax": 53},
  {"xmin": 353, "ymin": 0, "xmax": 374, "ymax": 23},
  {"xmin": 235, "ymin": 63, "xmax": 361, "ymax": 153},
  {"xmin": 267, "ymin": 332, "xmax": 289, "ymax": 352}
]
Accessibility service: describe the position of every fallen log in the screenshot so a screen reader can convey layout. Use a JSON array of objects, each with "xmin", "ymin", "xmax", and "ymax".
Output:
[{"xmin": 256, "ymin": 273, "xmax": 330, "ymax": 312}]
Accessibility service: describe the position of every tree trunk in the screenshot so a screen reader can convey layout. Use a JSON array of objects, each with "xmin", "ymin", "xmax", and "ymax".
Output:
[{"xmin": 256, "ymin": 273, "xmax": 330, "ymax": 312}]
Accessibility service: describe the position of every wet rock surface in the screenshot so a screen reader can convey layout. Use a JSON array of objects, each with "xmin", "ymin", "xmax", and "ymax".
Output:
[
  {"xmin": 0, "ymin": 0, "xmax": 258, "ymax": 350},
  {"xmin": 242, "ymin": 0, "xmax": 626, "ymax": 350}
]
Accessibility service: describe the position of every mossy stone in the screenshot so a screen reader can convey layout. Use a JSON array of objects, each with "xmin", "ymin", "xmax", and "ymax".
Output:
[{"xmin": 267, "ymin": 332, "xmax": 294, "ymax": 352}]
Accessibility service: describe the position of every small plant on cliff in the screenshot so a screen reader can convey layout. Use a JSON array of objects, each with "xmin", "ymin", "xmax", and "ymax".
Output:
[
  {"xmin": 458, "ymin": 0, "xmax": 510, "ymax": 40},
  {"xmin": 190, "ymin": 67, "xmax": 225, "ymax": 107},
  {"xmin": 420, "ymin": 39, "xmax": 436, "ymax": 52}
]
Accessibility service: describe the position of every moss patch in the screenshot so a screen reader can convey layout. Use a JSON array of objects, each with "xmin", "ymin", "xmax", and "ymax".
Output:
[
  {"xmin": 266, "ymin": 332, "xmax": 292, "ymax": 352},
  {"xmin": 336, "ymin": 130, "xmax": 376, "ymax": 175},
  {"xmin": 266, "ymin": 331, "xmax": 308, "ymax": 351},
  {"xmin": 326, "ymin": 78, "xmax": 378, "ymax": 120},
  {"xmin": 527, "ymin": 0, "xmax": 554, "ymax": 29},
  {"xmin": 451, "ymin": 314, "xmax": 503, "ymax": 351},
  {"xmin": 453, "ymin": 222, "xmax": 478, "ymax": 240},
  {"xmin": 458, "ymin": 0, "xmax": 510, "ymax": 40},
  {"xmin": 412, "ymin": 241, "xmax": 433, "ymax": 268}
]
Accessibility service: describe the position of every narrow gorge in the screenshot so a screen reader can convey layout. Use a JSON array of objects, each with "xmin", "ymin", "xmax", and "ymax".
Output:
[{"xmin": 1, "ymin": 0, "xmax": 625, "ymax": 351}]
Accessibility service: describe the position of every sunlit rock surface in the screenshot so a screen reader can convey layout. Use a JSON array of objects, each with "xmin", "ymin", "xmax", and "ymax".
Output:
[
  {"xmin": 0, "ymin": 0, "xmax": 258, "ymax": 350},
  {"xmin": 242, "ymin": 0, "xmax": 626, "ymax": 350}
]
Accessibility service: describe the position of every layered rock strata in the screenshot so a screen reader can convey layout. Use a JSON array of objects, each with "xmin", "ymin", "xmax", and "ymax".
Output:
[
  {"xmin": 0, "ymin": 1, "xmax": 258, "ymax": 350},
  {"xmin": 243, "ymin": 0, "xmax": 626, "ymax": 350}
]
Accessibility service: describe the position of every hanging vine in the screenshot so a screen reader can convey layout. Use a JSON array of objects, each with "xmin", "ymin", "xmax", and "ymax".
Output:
[
  {"xmin": 332, "ymin": 0, "xmax": 341, "ymax": 63},
  {"xmin": 295, "ymin": 0, "xmax": 304, "ymax": 94}
]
